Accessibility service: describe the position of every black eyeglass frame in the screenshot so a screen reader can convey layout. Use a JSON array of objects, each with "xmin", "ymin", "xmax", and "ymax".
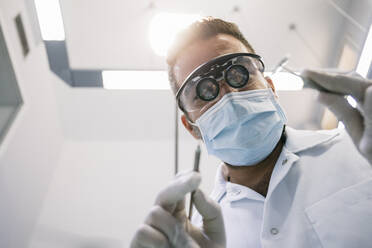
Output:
[{"xmin": 175, "ymin": 53, "xmax": 265, "ymax": 115}]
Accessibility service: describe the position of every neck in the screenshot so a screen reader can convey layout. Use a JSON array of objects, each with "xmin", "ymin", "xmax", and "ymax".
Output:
[{"xmin": 222, "ymin": 136, "xmax": 285, "ymax": 197}]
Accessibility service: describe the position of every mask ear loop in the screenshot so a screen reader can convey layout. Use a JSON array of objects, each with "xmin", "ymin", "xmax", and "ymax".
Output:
[
  {"xmin": 183, "ymin": 112, "xmax": 203, "ymax": 140},
  {"xmin": 187, "ymin": 118, "xmax": 202, "ymax": 139}
]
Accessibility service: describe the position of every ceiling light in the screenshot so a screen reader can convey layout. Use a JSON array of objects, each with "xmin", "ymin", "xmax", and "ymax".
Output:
[
  {"xmin": 102, "ymin": 71, "xmax": 170, "ymax": 90},
  {"xmin": 34, "ymin": 0, "xmax": 65, "ymax": 40},
  {"xmin": 149, "ymin": 12, "xmax": 201, "ymax": 56},
  {"xmin": 346, "ymin": 95, "xmax": 357, "ymax": 108},
  {"xmin": 267, "ymin": 72, "xmax": 304, "ymax": 90}
]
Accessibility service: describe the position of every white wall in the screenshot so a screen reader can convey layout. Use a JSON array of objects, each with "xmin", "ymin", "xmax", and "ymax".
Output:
[
  {"xmin": 28, "ymin": 80, "xmax": 221, "ymax": 247},
  {"xmin": 0, "ymin": 2, "xmax": 221, "ymax": 245},
  {"xmin": 0, "ymin": 1, "xmax": 63, "ymax": 248},
  {"xmin": 28, "ymin": 138, "xmax": 221, "ymax": 247},
  {"xmin": 334, "ymin": 0, "xmax": 372, "ymax": 69}
]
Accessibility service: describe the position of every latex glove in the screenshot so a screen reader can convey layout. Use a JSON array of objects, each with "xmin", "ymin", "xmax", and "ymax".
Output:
[
  {"xmin": 130, "ymin": 170, "xmax": 226, "ymax": 248},
  {"xmin": 301, "ymin": 70, "xmax": 372, "ymax": 164}
]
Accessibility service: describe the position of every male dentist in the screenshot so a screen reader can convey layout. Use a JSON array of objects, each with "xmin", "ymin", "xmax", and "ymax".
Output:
[{"xmin": 130, "ymin": 17, "xmax": 372, "ymax": 248}]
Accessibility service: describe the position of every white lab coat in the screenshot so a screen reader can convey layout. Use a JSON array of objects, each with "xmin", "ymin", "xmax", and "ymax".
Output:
[{"xmin": 192, "ymin": 127, "xmax": 372, "ymax": 248}]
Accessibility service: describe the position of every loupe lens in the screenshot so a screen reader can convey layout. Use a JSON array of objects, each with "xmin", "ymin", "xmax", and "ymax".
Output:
[
  {"xmin": 225, "ymin": 64, "xmax": 249, "ymax": 88},
  {"xmin": 196, "ymin": 78, "xmax": 219, "ymax": 101}
]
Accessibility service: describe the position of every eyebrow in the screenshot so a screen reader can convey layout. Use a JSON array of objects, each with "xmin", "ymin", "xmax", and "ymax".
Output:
[
  {"xmin": 213, "ymin": 38, "xmax": 244, "ymax": 55},
  {"xmin": 214, "ymin": 42, "xmax": 233, "ymax": 53}
]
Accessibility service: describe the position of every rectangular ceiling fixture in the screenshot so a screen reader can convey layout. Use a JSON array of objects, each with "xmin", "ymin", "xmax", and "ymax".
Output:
[
  {"xmin": 266, "ymin": 72, "xmax": 304, "ymax": 91},
  {"xmin": 34, "ymin": 0, "xmax": 65, "ymax": 40},
  {"xmin": 102, "ymin": 71, "xmax": 170, "ymax": 90}
]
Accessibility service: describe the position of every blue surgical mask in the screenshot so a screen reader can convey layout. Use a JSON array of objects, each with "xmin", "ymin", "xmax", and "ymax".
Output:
[{"xmin": 195, "ymin": 88, "xmax": 287, "ymax": 166}]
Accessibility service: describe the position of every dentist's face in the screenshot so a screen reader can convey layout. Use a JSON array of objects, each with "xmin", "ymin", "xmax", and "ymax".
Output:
[{"xmin": 173, "ymin": 34, "xmax": 275, "ymax": 125}]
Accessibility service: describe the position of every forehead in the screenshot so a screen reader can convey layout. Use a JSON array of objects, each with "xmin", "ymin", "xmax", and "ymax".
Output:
[{"xmin": 173, "ymin": 34, "xmax": 249, "ymax": 89}]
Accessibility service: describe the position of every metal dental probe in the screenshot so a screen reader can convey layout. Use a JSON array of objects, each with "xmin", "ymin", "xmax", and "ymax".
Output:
[{"xmin": 272, "ymin": 56, "xmax": 332, "ymax": 93}]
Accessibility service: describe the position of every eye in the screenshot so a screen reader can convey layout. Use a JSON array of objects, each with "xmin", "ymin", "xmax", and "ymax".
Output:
[
  {"xmin": 196, "ymin": 78, "xmax": 219, "ymax": 101},
  {"xmin": 225, "ymin": 65, "xmax": 249, "ymax": 88}
]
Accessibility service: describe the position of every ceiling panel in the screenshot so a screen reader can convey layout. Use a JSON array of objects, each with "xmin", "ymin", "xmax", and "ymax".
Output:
[{"xmin": 60, "ymin": 0, "xmax": 352, "ymax": 70}]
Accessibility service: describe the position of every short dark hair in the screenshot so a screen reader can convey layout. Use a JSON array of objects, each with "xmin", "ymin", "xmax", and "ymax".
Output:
[{"xmin": 166, "ymin": 16, "xmax": 256, "ymax": 94}]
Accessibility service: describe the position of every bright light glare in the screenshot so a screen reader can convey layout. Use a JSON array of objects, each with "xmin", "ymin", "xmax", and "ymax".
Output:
[
  {"xmin": 346, "ymin": 95, "xmax": 357, "ymax": 108},
  {"xmin": 149, "ymin": 13, "xmax": 202, "ymax": 56},
  {"xmin": 356, "ymin": 24, "xmax": 372, "ymax": 77},
  {"xmin": 267, "ymin": 72, "xmax": 304, "ymax": 90},
  {"xmin": 338, "ymin": 121, "xmax": 345, "ymax": 129},
  {"xmin": 102, "ymin": 71, "xmax": 170, "ymax": 90},
  {"xmin": 34, "ymin": 0, "xmax": 65, "ymax": 40}
]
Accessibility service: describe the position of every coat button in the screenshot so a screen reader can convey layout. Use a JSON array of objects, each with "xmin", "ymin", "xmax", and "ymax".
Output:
[
  {"xmin": 270, "ymin": 228, "xmax": 279, "ymax": 235},
  {"xmin": 282, "ymin": 158, "xmax": 288, "ymax": 165}
]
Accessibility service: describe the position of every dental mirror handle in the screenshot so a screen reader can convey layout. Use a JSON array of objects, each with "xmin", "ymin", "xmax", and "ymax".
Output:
[
  {"xmin": 281, "ymin": 65, "xmax": 333, "ymax": 93},
  {"xmin": 188, "ymin": 144, "xmax": 201, "ymax": 220}
]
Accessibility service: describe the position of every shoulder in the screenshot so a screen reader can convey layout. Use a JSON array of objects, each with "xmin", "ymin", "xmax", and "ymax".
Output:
[
  {"xmin": 286, "ymin": 126, "xmax": 371, "ymax": 170},
  {"xmin": 306, "ymin": 128, "xmax": 358, "ymax": 156},
  {"xmin": 285, "ymin": 126, "xmax": 355, "ymax": 152},
  {"xmin": 287, "ymin": 127, "xmax": 372, "ymax": 179}
]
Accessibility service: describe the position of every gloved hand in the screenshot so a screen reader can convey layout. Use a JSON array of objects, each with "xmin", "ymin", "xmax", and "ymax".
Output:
[
  {"xmin": 130, "ymin": 170, "xmax": 226, "ymax": 248},
  {"xmin": 301, "ymin": 70, "xmax": 372, "ymax": 164}
]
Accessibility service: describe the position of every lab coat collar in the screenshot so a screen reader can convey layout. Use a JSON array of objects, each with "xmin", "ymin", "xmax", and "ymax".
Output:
[
  {"xmin": 211, "ymin": 165, "xmax": 228, "ymax": 202},
  {"xmin": 211, "ymin": 126, "xmax": 341, "ymax": 202}
]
